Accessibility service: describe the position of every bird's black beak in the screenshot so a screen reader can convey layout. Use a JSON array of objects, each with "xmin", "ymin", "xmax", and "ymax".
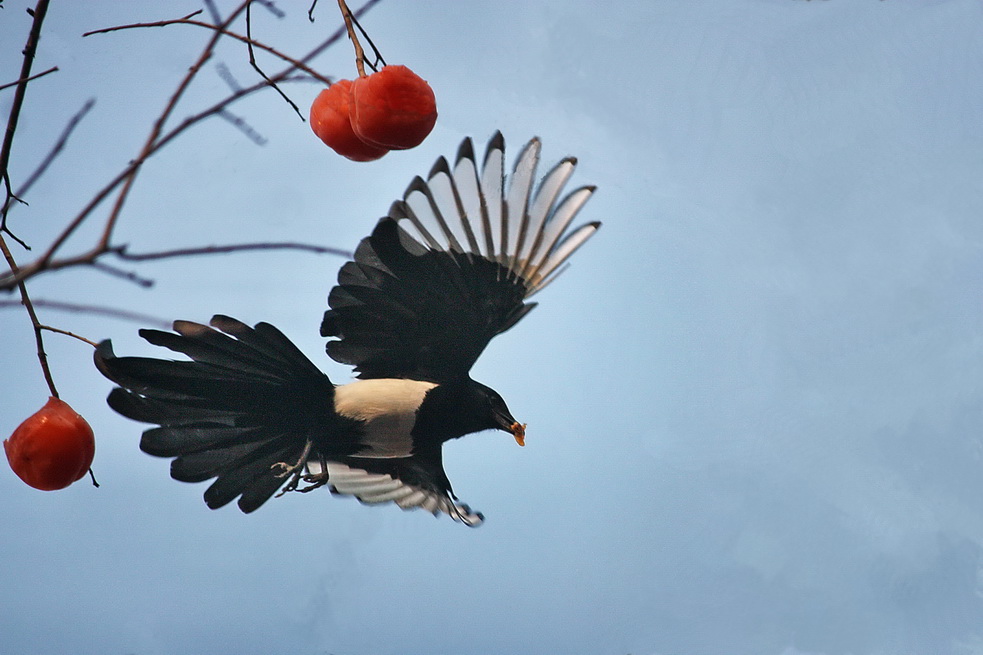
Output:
[{"xmin": 493, "ymin": 407, "xmax": 526, "ymax": 447}]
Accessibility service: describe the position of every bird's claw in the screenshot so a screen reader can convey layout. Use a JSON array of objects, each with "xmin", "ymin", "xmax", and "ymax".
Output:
[{"xmin": 272, "ymin": 440, "xmax": 327, "ymax": 498}]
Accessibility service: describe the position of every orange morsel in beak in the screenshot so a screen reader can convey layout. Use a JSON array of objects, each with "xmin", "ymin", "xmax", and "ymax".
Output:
[{"xmin": 510, "ymin": 421, "xmax": 527, "ymax": 447}]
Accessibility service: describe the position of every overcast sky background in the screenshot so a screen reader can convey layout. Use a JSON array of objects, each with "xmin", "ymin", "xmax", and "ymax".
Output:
[{"xmin": 2, "ymin": 1, "xmax": 983, "ymax": 654}]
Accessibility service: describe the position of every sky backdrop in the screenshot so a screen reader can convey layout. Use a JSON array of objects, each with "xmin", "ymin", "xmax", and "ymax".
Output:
[{"xmin": 2, "ymin": 1, "xmax": 983, "ymax": 654}]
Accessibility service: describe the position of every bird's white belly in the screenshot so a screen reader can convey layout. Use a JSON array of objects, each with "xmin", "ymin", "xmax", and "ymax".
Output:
[{"xmin": 333, "ymin": 378, "xmax": 437, "ymax": 457}]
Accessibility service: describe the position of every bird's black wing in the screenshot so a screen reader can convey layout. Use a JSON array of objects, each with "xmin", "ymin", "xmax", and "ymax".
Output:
[
  {"xmin": 321, "ymin": 132, "xmax": 600, "ymax": 382},
  {"xmin": 307, "ymin": 442, "xmax": 484, "ymax": 526}
]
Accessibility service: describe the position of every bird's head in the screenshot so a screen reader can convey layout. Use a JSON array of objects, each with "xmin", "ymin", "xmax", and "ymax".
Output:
[{"xmin": 472, "ymin": 381, "xmax": 526, "ymax": 447}]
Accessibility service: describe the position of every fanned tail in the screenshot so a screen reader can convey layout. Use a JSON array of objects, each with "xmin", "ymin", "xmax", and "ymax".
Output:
[{"xmin": 94, "ymin": 315, "xmax": 340, "ymax": 513}]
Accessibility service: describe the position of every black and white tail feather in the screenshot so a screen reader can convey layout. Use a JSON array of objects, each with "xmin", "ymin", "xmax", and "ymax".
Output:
[{"xmin": 95, "ymin": 133, "xmax": 599, "ymax": 527}]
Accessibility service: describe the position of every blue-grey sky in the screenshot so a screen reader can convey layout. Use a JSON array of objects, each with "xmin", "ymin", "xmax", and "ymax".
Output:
[{"xmin": 2, "ymin": 1, "xmax": 982, "ymax": 654}]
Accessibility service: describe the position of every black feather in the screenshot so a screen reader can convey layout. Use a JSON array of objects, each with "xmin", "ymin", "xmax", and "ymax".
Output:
[
  {"xmin": 322, "ymin": 218, "xmax": 528, "ymax": 382},
  {"xmin": 94, "ymin": 319, "xmax": 343, "ymax": 512}
]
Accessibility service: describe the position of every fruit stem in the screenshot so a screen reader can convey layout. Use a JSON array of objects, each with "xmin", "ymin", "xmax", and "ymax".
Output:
[{"xmin": 337, "ymin": 0, "xmax": 367, "ymax": 77}]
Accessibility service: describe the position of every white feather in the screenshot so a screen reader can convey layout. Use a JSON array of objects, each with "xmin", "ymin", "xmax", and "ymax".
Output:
[
  {"xmin": 529, "ymin": 221, "xmax": 600, "ymax": 294},
  {"xmin": 392, "ymin": 134, "xmax": 598, "ymax": 297},
  {"xmin": 359, "ymin": 486, "xmax": 419, "ymax": 504},
  {"xmin": 311, "ymin": 461, "xmax": 484, "ymax": 526},
  {"xmin": 395, "ymin": 489, "xmax": 429, "ymax": 508},
  {"xmin": 480, "ymin": 143, "xmax": 505, "ymax": 262},
  {"xmin": 520, "ymin": 157, "xmax": 577, "ymax": 264},
  {"xmin": 332, "ymin": 478, "xmax": 403, "ymax": 495},
  {"xmin": 505, "ymin": 137, "xmax": 541, "ymax": 257}
]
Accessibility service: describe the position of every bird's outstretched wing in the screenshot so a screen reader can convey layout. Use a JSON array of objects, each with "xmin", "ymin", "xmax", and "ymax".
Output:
[
  {"xmin": 309, "ymin": 443, "xmax": 485, "ymax": 527},
  {"xmin": 321, "ymin": 132, "xmax": 600, "ymax": 382}
]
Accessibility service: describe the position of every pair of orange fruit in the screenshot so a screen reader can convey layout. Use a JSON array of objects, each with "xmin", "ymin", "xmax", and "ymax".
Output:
[{"xmin": 310, "ymin": 65, "xmax": 437, "ymax": 161}]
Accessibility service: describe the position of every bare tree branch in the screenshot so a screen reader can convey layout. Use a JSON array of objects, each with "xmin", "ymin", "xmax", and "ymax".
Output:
[
  {"xmin": 0, "ymin": 65, "xmax": 57, "ymax": 93},
  {"xmin": 0, "ymin": 0, "xmax": 381, "ymax": 292},
  {"xmin": 253, "ymin": 0, "xmax": 286, "ymax": 19},
  {"xmin": 217, "ymin": 107, "xmax": 268, "ymax": 144},
  {"xmin": 202, "ymin": 0, "xmax": 222, "ymax": 26},
  {"xmin": 0, "ymin": 0, "xmax": 58, "ymax": 398},
  {"xmin": 39, "ymin": 324, "xmax": 98, "ymax": 348},
  {"xmin": 83, "ymin": 13, "xmax": 333, "ymax": 87},
  {"xmin": 0, "ymin": 298, "xmax": 172, "ymax": 329},
  {"xmin": 346, "ymin": 2, "xmax": 386, "ymax": 73},
  {"xmin": 114, "ymin": 241, "xmax": 353, "ymax": 261},
  {"xmin": 2, "ymin": 97, "xmax": 95, "ymax": 223},
  {"xmin": 0, "ymin": 237, "xmax": 59, "ymax": 397},
  {"xmin": 90, "ymin": 261, "xmax": 155, "ymax": 287},
  {"xmin": 246, "ymin": 0, "xmax": 304, "ymax": 119},
  {"xmin": 1, "ymin": 0, "xmax": 51, "ymax": 237}
]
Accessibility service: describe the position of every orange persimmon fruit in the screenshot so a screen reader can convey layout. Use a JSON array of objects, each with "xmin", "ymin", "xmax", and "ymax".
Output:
[
  {"xmin": 309, "ymin": 80, "xmax": 389, "ymax": 162},
  {"xmin": 350, "ymin": 65, "xmax": 437, "ymax": 150},
  {"xmin": 4, "ymin": 396, "xmax": 96, "ymax": 491}
]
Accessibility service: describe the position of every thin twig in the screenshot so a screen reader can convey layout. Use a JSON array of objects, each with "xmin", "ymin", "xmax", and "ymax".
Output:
[
  {"xmin": 83, "ymin": 15, "xmax": 333, "ymax": 87},
  {"xmin": 0, "ymin": 235, "xmax": 58, "ymax": 397},
  {"xmin": 0, "ymin": 65, "xmax": 58, "ymax": 93},
  {"xmin": 114, "ymin": 241, "xmax": 353, "ymax": 261},
  {"xmin": 0, "ymin": 298, "xmax": 172, "ymax": 329},
  {"xmin": 1, "ymin": 185, "xmax": 29, "ymax": 248},
  {"xmin": 0, "ymin": 0, "xmax": 58, "ymax": 398},
  {"xmin": 39, "ymin": 324, "xmax": 99, "ymax": 348},
  {"xmin": 215, "ymin": 62, "xmax": 242, "ymax": 91},
  {"xmin": 2, "ymin": 97, "xmax": 95, "ymax": 223},
  {"xmin": 348, "ymin": 7, "xmax": 385, "ymax": 72},
  {"xmin": 202, "ymin": 0, "xmax": 221, "ymax": 25},
  {"xmin": 217, "ymin": 108, "xmax": 268, "ymax": 144},
  {"xmin": 246, "ymin": 0, "xmax": 303, "ymax": 119},
  {"xmin": 90, "ymin": 261, "xmax": 154, "ymax": 287},
  {"xmin": 1, "ymin": 0, "xmax": 51, "ymax": 234},
  {"xmin": 254, "ymin": 0, "xmax": 285, "ymax": 19}
]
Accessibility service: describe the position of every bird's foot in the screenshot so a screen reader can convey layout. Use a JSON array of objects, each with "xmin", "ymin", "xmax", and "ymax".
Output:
[
  {"xmin": 272, "ymin": 440, "xmax": 315, "ymax": 497},
  {"xmin": 277, "ymin": 470, "xmax": 329, "ymax": 496},
  {"xmin": 273, "ymin": 443, "xmax": 331, "ymax": 497},
  {"xmin": 293, "ymin": 472, "xmax": 329, "ymax": 494}
]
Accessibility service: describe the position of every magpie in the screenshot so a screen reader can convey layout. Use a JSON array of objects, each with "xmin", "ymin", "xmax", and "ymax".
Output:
[{"xmin": 94, "ymin": 133, "xmax": 599, "ymax": 526}]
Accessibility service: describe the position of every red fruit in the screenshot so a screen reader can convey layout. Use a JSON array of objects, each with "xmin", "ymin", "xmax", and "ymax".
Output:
[
  {"xmin": 350, "ymin": 65, "xmax": 437, "ymax": 150},
  {"xmin": 4, "ymin": 397, "xmax": 95, "ymax": 491},
  {"xmin": 310, "ymin": 80, "xmax": 389, "ymax": 162}
]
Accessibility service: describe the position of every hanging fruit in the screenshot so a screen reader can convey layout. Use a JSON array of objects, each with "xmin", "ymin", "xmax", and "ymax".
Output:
[
  {"xmin": 5, "ymin": 397, "xmax": 96, "ymax": 491},
  {"xmin": 350, "ymin": 65, "xmax": 437, "ymax": 150},
  {"xmin": 310, "ymin": 80, "xmax": 390, "ymax": 162}
]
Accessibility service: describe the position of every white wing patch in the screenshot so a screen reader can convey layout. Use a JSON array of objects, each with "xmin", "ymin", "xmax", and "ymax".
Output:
[
  {"xmin": 389, "ymin": 133, "xmax": 600, "ymax": 296},
  {"xmin": 307, "ymin": 460, "xmax": 484, "ymax": 527},
  {"xmin": 333, "ymin": 378, "xmax": 436, "ymax": 457}
]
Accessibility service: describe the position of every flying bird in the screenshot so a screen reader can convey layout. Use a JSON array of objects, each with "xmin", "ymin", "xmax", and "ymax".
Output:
[{"xmin": 95, "ymin": 133, "xmax": 600, "ymax": 526}]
